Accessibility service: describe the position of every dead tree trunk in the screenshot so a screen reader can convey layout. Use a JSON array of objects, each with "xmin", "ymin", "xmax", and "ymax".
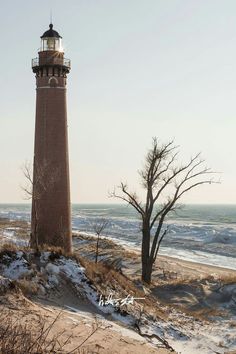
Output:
[
  {"xmin": 111, "ymin": 137, "xmax": 217, "ymax": 284},
  {"xmin": 141, "ymin": 229, "xmax": 152, "ymax": 283},
  {"xmin": 92, "ymin": 219, "xmax": 109, "ymax": 264}
]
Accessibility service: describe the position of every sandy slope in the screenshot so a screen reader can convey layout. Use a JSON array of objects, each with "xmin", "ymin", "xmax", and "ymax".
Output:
[
  {"xmin": 0, "ymin": 279, "xmax": 173, "ymax": 354},
  {"xmin": 1, "ymin": 220, "xmax": 236, "ymax": 353},
  {"xmin": 75, "ymin": 233, "xmax": 236, "ymax": 353}
]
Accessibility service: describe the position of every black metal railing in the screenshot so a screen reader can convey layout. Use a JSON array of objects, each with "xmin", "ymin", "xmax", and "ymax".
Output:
[{"xmin": 32, "ymin": 57, "xmax": 71, "ymax": 69}]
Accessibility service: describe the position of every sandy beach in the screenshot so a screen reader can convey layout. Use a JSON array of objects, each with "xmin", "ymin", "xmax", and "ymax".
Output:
[
  {"xmin": 0, "ymin": 287, "xmax": 172, "ymax": 354},
  {"xmin": 0, "ymin": 219, "xmax": 236, "ymax": 353}
]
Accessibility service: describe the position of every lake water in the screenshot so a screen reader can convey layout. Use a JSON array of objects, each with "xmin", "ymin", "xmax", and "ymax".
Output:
[{"xmin": 1, "ymin": 203, "xmax": 236, "ymax": 270}]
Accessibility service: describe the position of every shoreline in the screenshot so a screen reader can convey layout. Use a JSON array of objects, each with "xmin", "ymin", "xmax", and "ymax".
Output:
[
  {"xmin": 1, "ymin": 203, "xmax": 236, "ymax": 272},
  {"xmin": 76, "ymin": 231, "xmax": 236, "ymax": 276},
  {"xmin": 158, "ymin": 254, "xmax": 236, "ymax": 278}
]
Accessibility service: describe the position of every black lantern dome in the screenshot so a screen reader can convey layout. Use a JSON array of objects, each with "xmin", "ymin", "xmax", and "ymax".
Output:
[{"xmin": 41, "ymin": 24, "xmax": 62, "ymax": 38}]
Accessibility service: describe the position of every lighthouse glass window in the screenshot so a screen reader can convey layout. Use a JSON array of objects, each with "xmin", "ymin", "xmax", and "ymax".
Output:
[{"xmin": 41, "ymin": 37, "xmax": 62, "ymax": 51}]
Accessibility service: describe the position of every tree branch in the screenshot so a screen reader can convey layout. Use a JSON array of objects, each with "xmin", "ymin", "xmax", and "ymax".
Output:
[{"xmin": 110, "ymin": 184, "xmax": 144, "ymax": 216}]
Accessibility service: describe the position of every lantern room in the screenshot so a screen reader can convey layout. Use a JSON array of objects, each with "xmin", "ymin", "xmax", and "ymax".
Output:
[{"xmin": 40, "ymin": 23, "xmax": 63, "ymax": 52}]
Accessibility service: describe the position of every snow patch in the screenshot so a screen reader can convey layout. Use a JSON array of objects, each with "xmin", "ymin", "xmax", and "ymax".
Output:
[{"xmin": 1, "ymin": 251, "xmax": 30, "ymax": 280}]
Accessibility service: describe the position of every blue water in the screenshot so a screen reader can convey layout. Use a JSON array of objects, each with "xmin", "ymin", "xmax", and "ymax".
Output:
[{"xmin": 1, "ymin": 204, "xmax": 236, "ymax": 269}]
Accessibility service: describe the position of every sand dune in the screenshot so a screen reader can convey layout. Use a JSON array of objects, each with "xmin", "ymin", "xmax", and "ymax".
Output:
[{"xmin": 1, "ymin": 220, "xmax": 236, "ymax": 353}]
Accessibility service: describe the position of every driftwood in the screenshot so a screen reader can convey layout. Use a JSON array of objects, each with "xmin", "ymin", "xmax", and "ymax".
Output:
[{"xmin": 134, "ymin": 321, "xmax": 175, "ymax": 352}]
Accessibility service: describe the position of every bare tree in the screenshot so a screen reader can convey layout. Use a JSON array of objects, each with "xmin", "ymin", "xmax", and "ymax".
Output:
[
  {"xmin": 21, "ymin": 160, "xmax": 39, "ymax": 250},
  {"xmin": 21, "ymin": 160, "xmax": 59, "ymax": 250},
  {"xmin": 92, "ymin": 219, "xmax": 109, "ymax": 263},
  {"xmin": 111, "ymin": 138, "xmax": 216, "ymax": 284}
]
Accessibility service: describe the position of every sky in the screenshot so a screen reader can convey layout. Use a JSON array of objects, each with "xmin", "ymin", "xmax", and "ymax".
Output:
[{"xmin": 0, "ymin": 0, "xmax": 235, "ymax": 204}]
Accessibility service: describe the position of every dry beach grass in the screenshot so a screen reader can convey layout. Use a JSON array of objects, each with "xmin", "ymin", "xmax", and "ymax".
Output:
[
  {"xmin": 0, "ymin": 275, "xmax": 174, "ymax": 354},
  {"xmin": 1, "ymin": 219, "xmax": 236, "ymax": 353}
]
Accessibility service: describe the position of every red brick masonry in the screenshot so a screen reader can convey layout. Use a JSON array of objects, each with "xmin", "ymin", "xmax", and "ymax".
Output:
[{"xmin": 31, "ymin": 50, "xmax": 72, "ymax": 252}]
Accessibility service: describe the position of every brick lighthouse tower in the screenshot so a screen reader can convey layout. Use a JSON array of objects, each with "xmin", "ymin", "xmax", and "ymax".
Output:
[{"xmin": 31, "ymin": 24, "xmax": 72, "ymax": 253}]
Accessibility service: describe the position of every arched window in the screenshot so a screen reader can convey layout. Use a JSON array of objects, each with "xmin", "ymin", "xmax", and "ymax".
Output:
[{"xmin": 48, "ymin": 77, "xmax": 58, "ymax": 87}]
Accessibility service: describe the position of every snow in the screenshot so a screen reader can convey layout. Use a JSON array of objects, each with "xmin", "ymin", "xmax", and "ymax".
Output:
[
  {"xmin": 0, "ymin": 229, "xmax": 28, "ymax": 247},
  {"xmin": 78, "ymin": 229, "xmax": 236, "ymax": 271},
  {"xmin": 160, "ymin": 247, "xmax": 236, "ymax": 271},
  {"xmin": 43, "ymin": 255, "xmax": 236, "ymax": 354},
  {"xmin": 1, "ymin": 250, "xmax": 236, "ymax": 354},
  {"xmin": 136, "ymin": 312, "xmax": 236, "ymax": 354},
  {"xmin": 45, "ymin": 262, "xmax": 60, "ymax": 275},
  {"xmin": 1, "ymin": 251, "xmax": 30, "ymax": 280}
]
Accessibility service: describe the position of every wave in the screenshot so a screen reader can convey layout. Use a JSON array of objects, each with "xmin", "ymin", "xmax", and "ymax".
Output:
[{"xmin": 1, "ymin": 204, "xmax": 236, "ymax": 269}]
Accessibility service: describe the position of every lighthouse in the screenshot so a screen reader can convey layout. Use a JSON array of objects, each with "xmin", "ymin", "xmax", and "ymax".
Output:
[{"xmin": 31, "ymin": 24, "xmax": 72, "ymax": 253}]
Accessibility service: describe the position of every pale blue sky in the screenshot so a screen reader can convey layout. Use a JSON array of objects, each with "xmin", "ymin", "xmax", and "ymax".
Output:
[{"xmin": 0, "ymin": 0, "xmax": 235, "ymax": 203}]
